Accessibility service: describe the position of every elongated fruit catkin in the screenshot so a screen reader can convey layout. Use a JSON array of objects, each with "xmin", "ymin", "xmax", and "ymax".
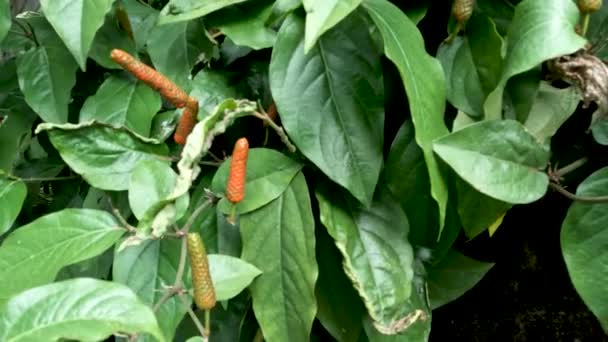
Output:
[
  {"xmin": 578, "ymin": 0, "xmax": 601, "ymax": 13},
  {"xmin": 173, "ymin": 97, "xmax": 199, "ymax": 145},
  {"xmin": 187, "ymin": 232, "xmax": 216, "ymax": 310},
  {"xmin": 226, "ymin": 138, "xmax": 249, "ymax": 204},
  {"xmin": 452, "ymin": 0, "xmax": 474, "ymax": 23},
  {"xmin": 110, "ymin": 49, "xmax": 190, "ymax": 108}
]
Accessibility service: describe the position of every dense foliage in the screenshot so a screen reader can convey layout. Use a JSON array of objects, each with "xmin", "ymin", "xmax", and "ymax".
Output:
[{"xmin": 0, "ymin": 0, "xmax": 607, "ymax": 341}]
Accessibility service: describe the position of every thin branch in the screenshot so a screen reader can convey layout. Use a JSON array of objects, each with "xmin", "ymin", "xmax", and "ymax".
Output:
[
  {"xmin": 251, "ymin": 109, "xmax": 296, "ymax": 153},
  {"xmin": 19, "ymin": 175, "xmax": 80, "ymax": 183},
  {"xmin": 108, "ymin": 199, "xmax": 136, "ymax": 233},
  {"xmin": 180, "ymin": 198, "xmax": 214, "ymax": 234},
  {"xmin": 556, "ymin": 157, "xmax": 589, "ymax": 177},
  {"xmin": 179, "ymin": 294, "xmax": 208, "ymax": 340},
  {"xmin": 549, "ymin": 183, "xmax": 608, "ymax": 203}
]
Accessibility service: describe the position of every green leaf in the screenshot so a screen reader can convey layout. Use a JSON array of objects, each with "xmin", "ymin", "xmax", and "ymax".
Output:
[
  {"xmin": 114, "ymin": 239, "xmax": 187, "ymax": 341},
  {"xmin": 40, "ymin": 0, "xmax": 115, "ymax": 70},
  {"xmin": 437, "ymin": 14, "xmax": 503, "ymax": 117},
  {"xmin": 504, "ymin": 68, "xmax": 543, "ymax": 123},
  {"xmin": 0, "ymin": 178, "xmax": 26, "ymax": 236},
  {"xmin": 190, "ymin": 70, "xmax": 240, "ymax": 116},
  {"xmin": 0, "ymin": 278, "xmax": 165, "ymax": 342},
  {"xmin": 56, "ymin": 248, "xmax": 114, "ymax": 280},
  {"xmin": 523, "ymin": 83, "xmax": 580, "ymax": 144},
  {"xmin": 211, "ymin": 148, "xmax": 302, "ymax": 215},
  {"xmin": 80, "ymin": 76, "xmax": 162, "ymax": 136},
  {"xmin": 37, "ymin": 121, "xmax": 169, "ymax": 191},
  {"xmin": 484, "ymin": 0, "xmax": 586, "ymax": 119},
  {"xmin": 384, "ymin": 121, "xmax": 439, "ymax": 247},
  {"xmin": 315, "ymin": 226, "xmax": 365, "ymax": 342},
  {"xmin": 157, "ymin": 0, "xmax": 248, "ymax": 25},
  {"xmin": 316, "ymin": 183, "xmax": 415, "ymax": 334},
  {"xmin": 150, "ymin": 110, "xmax": 179, "ymax": 142},
  {"xmin": 147, "ymin": 19, "xmax": 216, "ymax": 91},
  {"xmin": 303, "ymin": 0, "xmax": 361, "ymax": 52},
  {"xmin": 364, "ymin": 0, "xmax": 449, "ymax": 230},
  {"xmin": 129, "ymin": 159, "xmax": 187, "ymax": 220},
  {"xmin": 427, "ymin": 249, "xmax": 494, "ymax": 309},
  {"xmin": 15, "ymin": 16, "xmax": 79, "ymax": 123},
  {"xmin": 561, "ymin": 167, "xmax": 608, "ymax": 331},
  {"xmin": 240, "ymin": 172, "xmax": 317, "ymax": 342},
  {"xmin": 88, "ymin": 9, "xmax": 138, "ymax": 69},
  {"xmin": 455, "ymin": 179, "xmax": 511, "ymax": 239},
  {"xmin": 207, "ymin": 2, "xmax": 276, "ymax": 50},
  {"xmin": 591, "ymin": 120, "xmax": 608, "ymax": 145},
  {"xmin": 269, "ymin": 11, "xmax": 384, "ymax": 205},
  {"xmin": 177, "ymin": 175, "xmax": 218, "ymax": 254},
  {"xmin": 208, "ymin": 254, "xmax": 262, "ymax": 301},
  {"xmin": 0, "ymin": 209, "xmax": 124, "ymax": 303},
  {"xmin": 122, "ymin": 0, "xmax": 159, "ymax": 51},
  {"xmin": 266, "ymin": 0, "xmax": 302, "ymax": 26},
  {"xmin": 0, "ymin": 0, "xmax": 9, "ymax": 42},
  {"xmin": 433, "ymin": 119, "xmax": 550, "ymax": 204},
  {"xmin": 476, "ymin": 0, "xmax": 515, "ymax": 35},
  {"xmin": 0, "ymin": 99, "xmax": 37, "ymax": 171}
]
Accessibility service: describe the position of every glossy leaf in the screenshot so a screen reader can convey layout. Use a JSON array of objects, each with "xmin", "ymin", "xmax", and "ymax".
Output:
[
  {"xmin": 384, "ymin": 121, "xmax": 439, "ymax": 247},
  {"xmin": 267, "ymin": 0, "xmax": 302, "ymax": 26},
  {"xmin": 437, "ymin": 14, "xmax": 503, "ymax": 117},
  {"xmin": 113, "ymin": 239, "xmax": 187, "ymax": 341},
  {"xmin": 504, "ymin": 69, "xmax": 543, "ymax": 123},
  {"xmin": 147, "ymin": 19, "xmax": 216, "ymax": 91},
  {"xmin": 269, "ymin": 11, "xmax": 384, "ymax": 205},
  {"xmin": 0, "ymin": 209, "xmax": 123, "ymax": 303},
  {"xmin": 80, "ymin": 75, "xmax": 162, "ymax": 136},
  {"xmin": 316, "ymin": 184, "xmax": 415, "ymax": 334},
  {"xmin": 88, "ymin": 10, "xmax": 138, "ymax": 69},
  {"xmin": 208, "ymin": 254, "xmax": 262, "ymax": 301},
  {"xmin": 591, "ymin": 120, "xmax": 608, "ymax": 145},
  {"xmin": 0, "ymin": 0, "xmax": 9, "ymax": 42},
  {"xmin": 150, "ymin": 110, "xmax": 179, "ymax": 142},
  {"xmin": 303, "ymin": 0, "xmax": 361, "ymax": 52},
  {"xmin": 240, "ymin": 172, "xmax": 317, "ymax": 342},
  {"xmin": 364, "ymin": 0, "xmax": 449, "ymax": 230},
  {"xmin": 190, "ymin": 70, "xmax": 240, "ymax": 116},
  {"xmin": 561, "ymin": 167, "xmax": 608, "ymax": 331},
  {"xmin": 211, "ymin": 148, "xmax": 302, "ymax": 215},
  {"xmin": 122, "ymin": 0, "xmax": 159, "ymax": 50},
  {"xmin": 158, "ymin": 0, "xmax": 248, "ymax": 25},
  {"xmin": 37, "ymin": 121, "xmax": 169, "ymax": 191},
  {"xmin": 455, "ymin": 179, "xmax": 511, "ymax": 239},
  {"xmin": 484, "ymin": 0, "xmax": 586, "ymax": 119},
  {"xmin": 433, "ymin": 120, "xmax": 550, "ymax": 204},
  {"xmin": 315, "ymin": 226, "xmax": 365, "ymax": 342},
  {"xmin": 177, "ymin": 175, "xmax": 218, "ymax": 254},
  {"xmin": 207, "ymin": 2, "xmax": 276, "ymax": 50},
  {"xmin": 427, "ymin": 249, "xmax": 494, "ymax": 309},
  {"xmin": 16, "ymin": 17, "xmax": 78, "ymax": 123},
  {"xmin": 0, "ymin": 278, "xmax": 165, "ymax": 342},
  {"xmin": 39, "ymin": 0, "xmax": 115, "ymax": 70},
  {"xmin": 0, "ymin": 178, "xmax": 26, "ymax": 236},
  {"xmin": 0, "ymin": 98, "xmax": 37, "ymax": 170}
]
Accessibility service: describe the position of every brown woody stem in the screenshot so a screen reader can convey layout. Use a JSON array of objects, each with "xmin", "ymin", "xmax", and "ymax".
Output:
[{"xmin": 549, "ymin": 182, "xmax": 608, "ymax": 203}]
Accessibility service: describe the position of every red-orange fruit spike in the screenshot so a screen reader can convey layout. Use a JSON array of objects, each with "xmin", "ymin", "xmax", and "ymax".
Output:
[
  {"xmin": 174, "ymin": 101, "xmax": 198, "ymax": 145},
  {"xmin": 226, "ymin": 138, "xmax": 249, "ymax": 204},
  {"xmin": 110, "ymin": 49, "xmax": 189, "ymax": 108}
]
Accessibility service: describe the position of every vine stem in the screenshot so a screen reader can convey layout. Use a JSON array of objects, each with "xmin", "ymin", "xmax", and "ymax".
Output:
[
  {"xmin": 556, "ymin": 157, "xmax": 588, "ymax": 177},
  {"xmin": 251, "ymin": 107, "xmax": 296, "ymax": 153},
  {"xmin": 549, "ymin": 183, "xmax": 608, "ymax": 203},
  {"xmin": 581, "ymin": 13, "xmax": 591, "ymax": 37},
  {"xmin": 179, "ymin": 294, "xmax": 207, "ymax": 340},
  {"xmin": 4, "ymin": 174, "xmax": 80, "ymax": 182}
]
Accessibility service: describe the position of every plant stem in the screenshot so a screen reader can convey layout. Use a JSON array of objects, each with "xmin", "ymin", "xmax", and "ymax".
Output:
[
  {"xmin": 179, "ymin": 294, "xmax": 207, "ymax": 339},
  {"xmin": 204, "ymin": 310, "xmax": 211, "ymax": 337},
  {"xmin": 556, "ymin": 157, "xmax": 589, "ymax": 177},
  {"xmin": 180, "ymin": 199, "xmax": 212, "ymax": 234},
  {"xmin": 251, "ymin": 109, "xmax": 296, "ymax": 153},
  {"xmin": 20, "ymin": 175, "xmax": 80, "ymax": 182},
  {"xmin": 549, "ymin": 183, "xmax": 608, "ymax": 203},
  {"xmin": 581, "ymin": 13, "xmax": 591, "ymax": 36}
]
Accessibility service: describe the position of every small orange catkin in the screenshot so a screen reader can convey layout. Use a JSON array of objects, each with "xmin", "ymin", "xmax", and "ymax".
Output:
[
  {"xmin": 173, "ymin": 97, "xmax": 199, "ymax": 145},
  {"xmin": 187, "ymin": 232, "xmax": 216, "ymax": 310},
  {"xmin": 452, "ymin": 0, "xmax": 474, "ymax": 23},
  {"xmin": 226, "ymin": 138, "xmax": 249, "ymax": 204},
  {"xmin": 110, "ymin": 49, "xmax": 190, "ymax": 108},
  {"xmin": 578, "ymin": 0, "xmax": 601, "ymax": 13}
]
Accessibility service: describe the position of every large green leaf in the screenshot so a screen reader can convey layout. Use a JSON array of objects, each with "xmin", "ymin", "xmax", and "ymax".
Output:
[
  {"xmin": 122, "ymin": 0, "xmax": 159, "ymax": 51},
  {"xmin": 427, "ymin": 249, "xmax": 494, "ymax": 309},
  {"xmin": 211, "ymin": 148, "xmax": 302, "ymax": 215},
  {"xmin": 315, "ymin": 226, "xmax": 365, "ymax": 342},
  {"xmin": 455, "ymin": 179, "xmax": 511, "ymax": 239},
  {"xmin": 437, "ymin": 14, "xmax": 503, "ymax": 118},
  {"xmin": 240, "ymin": 172, "xmax": 317, "ymax": 342},
  {"xmin": 88, "ymin": 9, "xmax": 138, "ymax": 69},
  {"xmin": 303, "ymin": 0, "xmax": 361, "ymax": 52},
  {"xmin": 0, "ymin": 278, "xmax": 165, "ymax": 342},
  {"xmin": 208, "ymin": 254, "xmax": 262, "ymax": 301},
  {"xmin": 269, "ymin": 11, "xmax": 384, "ymax": 205},
  {"xmin": 384, "ymin": 121, "xmax": 439, "ymax": 247},
  {"xmin": 40, "ymin": 0, "xmax": 115, "ymax": 70},
  {"xmin": 433, "ymin": 120, "xmax": 550, "ymax": 204},
  {"xmin": 189, "ymin": 70, "xmax": 240, "ymax": 116},
  {"xmin": 0, "ymin": 209, "xmax": 123, "ymax": 303},
  {"xmin": 364, "ymin": 0, "xmax": 449, "ymax": 230},
  {"xmin": 147, "ymin": 19, "xmax": 216, "ymax": 91},
  {"xmin": 0, "ymin": 178, "xmax": 26, "ymax": 236},
  {"xmin": 157, "ymin": 0, "xmax": 248, "ymax": 25},
  {"xmin": 37, "ymin": 122, "xmax": 169, "ymax": 191},
  {"xmin": 561, "ymin": 167, "xmax": 608, "ymax": 331},
  {"xmin": 80, "ymin": 75, "xmax": 161, "ymax": 136},
  {"xmin": 484, "ymin": 0, "xmax": 586, "ymax": 119},
  {"xmin": 316, "ymin": 184, "xmax": 415, "ymax": 334},
  {"xmin": 0, "ymin": 0, "xmax": 9, "ymax": 42},
  {"xmin": 206, "ymin": 2, "xmax": 276, "ymax": 50},
  {"xmin": 113, "ymin": 238, "xmax": 187, "ymax": 341},
  {"xmin": 0, "ymin": 98, "xmax": 36, "ymax": 171},
  {"xmin": 16, "ymin": 16, "xmax": 78, "ymax": 124}
]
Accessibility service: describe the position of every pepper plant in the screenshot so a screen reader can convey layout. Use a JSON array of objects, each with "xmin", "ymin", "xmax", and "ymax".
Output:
[{"xmin": 0, "ymin": 0, "xmax": 607, "ymax": 341}]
